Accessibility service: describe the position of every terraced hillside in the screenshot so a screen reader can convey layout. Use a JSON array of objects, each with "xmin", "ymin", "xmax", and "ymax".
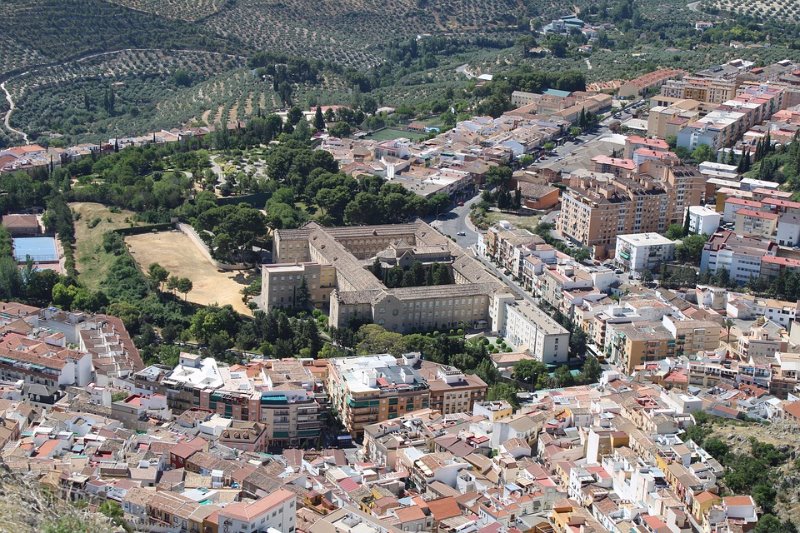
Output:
[
  {"xmin": 701, "ymin": 0, "xmax": 800, "ymax": 22},
  {"xmin": 105, "ymin": 0, "xmax": 228, "ymax": 21},
  {"xmin": 8, "ymin": 50, "xmax": 247, "ymax": 141},
  {"xmin": 203, "ymin": 0, "xmax": 524, "ymax": 69},
  {"xmin": 0, "ymin": 0, "xmax": 235, "ymax": 77}
]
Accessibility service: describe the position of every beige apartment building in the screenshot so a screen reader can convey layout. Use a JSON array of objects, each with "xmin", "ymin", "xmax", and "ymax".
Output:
[
  {"xmin": 558, "ymin": 164, "xmax": 704, "ymax": 257},
  {"xmin": 647, "ymin": 99, "xmax": 703, "ymax": 139},
  {"xmin": 262, "ymin": 221, "xmax": 509, "ymax": 333},
  {"xmin": 662, "ymin": 316, "xmax": 722, "ymax": 357},
  {"xmin": 326, "ymin": 354, "xmax": 430, "ymax": 437},
  {"xmin": 608, "ymin": 323, "xmax": 675, "ymax": 373},
  {"xmin": 660, "ymin": 77, "xmax": 739, "ymax": 104},
  {"xmin": 416, "ymin": 362, "xmax": 487, "ymax": 415},
  {"xmin": 558, "ymin": 171, "xmax": 670, "ymax": 257},
  {"xmin": 734, "ymin": 209, "xmax": 779, "ymax": 238},
  {"xmin": 642, "ymin": 161, "xmax": 706, "ymax": 228}
]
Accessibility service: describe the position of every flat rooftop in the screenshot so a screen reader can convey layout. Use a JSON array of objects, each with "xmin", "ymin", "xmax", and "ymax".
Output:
[{"xmin": 617, "ymin": 233, "xmax": 675, "ymax": 246}]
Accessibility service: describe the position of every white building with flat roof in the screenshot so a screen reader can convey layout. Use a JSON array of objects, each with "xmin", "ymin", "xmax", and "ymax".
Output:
[
  {"xmin": 686, "ymin": 205, "xmax": 722, "ymax": 236},
  {"xmin": 614, "ymin": 233, "xmax": 676, "ymax": 274},
  {"xmin": 495, "ymin": 296, "xmax": 570, "ymax": 364}
]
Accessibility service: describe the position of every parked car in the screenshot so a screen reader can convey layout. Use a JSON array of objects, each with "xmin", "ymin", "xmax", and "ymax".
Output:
[{"xmin": 457, "ymin": 231, "xmax": 466, "ymax": 236}]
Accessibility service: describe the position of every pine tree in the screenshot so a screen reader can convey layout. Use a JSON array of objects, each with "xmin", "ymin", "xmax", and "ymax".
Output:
[{"xmin": 727, "ymin": 149, "xmax": 735, "ymax": 165}]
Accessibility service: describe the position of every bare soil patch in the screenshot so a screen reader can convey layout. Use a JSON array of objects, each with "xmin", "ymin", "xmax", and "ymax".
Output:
[{"xmin": 125, "ymin": 230, "xmax": 255, "ymax": 315}]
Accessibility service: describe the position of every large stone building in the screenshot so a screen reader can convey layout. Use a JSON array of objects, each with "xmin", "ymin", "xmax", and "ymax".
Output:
[{"xmin": 261, "ymin": 221, "xmax": 510, "ymax": 333}]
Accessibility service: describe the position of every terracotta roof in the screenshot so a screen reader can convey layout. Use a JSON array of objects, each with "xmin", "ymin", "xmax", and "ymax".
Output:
[
  {"xmin": 219, "ymin": 489, "xmax": 295, "ymax": 522},
  {"xmin": 170, "ymin": 436, "xmax": 206, "ymax": 460},
  {"xmin": 723, "ymin": 495, "xmax": 754, "ymax": 507},
  {"xmin": 694, "ymin": 491, "xmax": 719, "ymax": 504},
  {"xmin": 427, "ymin": 497, "xmax": 461, "ymax": 521},
  {"xmin": 395, "ymin": 505, "xmax": 426, "ymax": 522},
  {"xmin": 784, "ymin": 401, "xmax": 800, "ymax": 420}
]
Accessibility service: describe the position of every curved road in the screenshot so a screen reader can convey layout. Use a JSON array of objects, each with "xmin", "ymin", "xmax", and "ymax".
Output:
[
  {"xmin": 1, "ymin": 81, "xmax": 28, "ymax": 144},
  {"xmin": 430, "ymin": 196, "xmax": 544, "ymax": 308}
]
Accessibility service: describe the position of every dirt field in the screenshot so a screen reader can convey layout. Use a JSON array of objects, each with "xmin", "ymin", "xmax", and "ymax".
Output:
[
  {"xmin": 125, "ymin": 231, "xmax": 255, "ymax": 315},
  {"xmin": 484, "ymin": 211, "xmax": 541, "ymax": 232},
  {"xmin": 71, "ymin": 202, "xmax": 141, "ymax": 291}
]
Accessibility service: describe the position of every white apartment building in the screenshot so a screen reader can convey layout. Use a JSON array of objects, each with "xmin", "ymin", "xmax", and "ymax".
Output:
[
  {"xmin": 685, "ymin": 205, "xmax": 722, "ymax": 236},
  {"xmin": 495, "ymin": 296, "xmax": 570, "ymax": 364},
  {"xmin": 777, "ymin": 213, "xmax": 800, "ymax": 247},
  {"xmin": 217, "ymin": 489, "xmax": 296, "ymax": 533},
  {"xmin": 614, "ymin": 233, "xmax": 676, "ymax": 274},
  {"xmin": 726, "ymin": 294, "xmax": 797, "ymax": 328},
  {"xmin": 700, "ymin": 231, "xmax": 778, "ymax": 285}
]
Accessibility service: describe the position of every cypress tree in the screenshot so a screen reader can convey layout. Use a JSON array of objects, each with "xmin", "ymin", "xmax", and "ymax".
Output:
[{"xmin": 314, "ymin": 105, "xmax": 325, "ymax": 131}]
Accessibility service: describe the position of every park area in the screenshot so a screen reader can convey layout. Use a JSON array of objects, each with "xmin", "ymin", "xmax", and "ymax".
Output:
[
  {"xmin": 71, "ymin": 202, "xmax": 141, "ymax": 290},
  {"xmin": 125, "ymin": 231, "xmax": 255, "ymax": 315}
]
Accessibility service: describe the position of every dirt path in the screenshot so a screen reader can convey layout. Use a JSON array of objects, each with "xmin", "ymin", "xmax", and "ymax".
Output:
[{"xmin": 1, "ymin": 80, "xmax": 28, "ymax": 143}]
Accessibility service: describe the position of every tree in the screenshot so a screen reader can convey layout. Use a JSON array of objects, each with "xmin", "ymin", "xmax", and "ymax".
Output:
[
  {"xmin": 676, "ymin": 234, "xmax": 707, "ymax": 263},
  {"xmin": 148, "ymin": 263, "xmax": 169, "ymax": 291},
  {"xmin": 724, "ymin": 318, "xmax": 734, "ymax": 344},
  {"xmin": 295, "ymin": 277, "xmax": 310, "ymax": 310},
  {"xmin": 755, "ymin": 515, "xmax": 797, "ymax": 533},
  {"xmin": 698, "ymin": 435, "xmax": 727, "ymax": 460},
  {"xmin": 314, "ymin": 105, "xmax": 325, "ymax": 131},
  {"xmin": 580, "ymin": 356, "xmax": 602, "ymax": 384},
  {"xmin": 176, "ymin": 277, "xmax": 193, "ymax": 301},
  {"xmin": 166, "ymin": 275, "xmax": 180, "ymax": 294},
  {"xmin": 190, "ymin": 305, "xmax": 239, "ymax": 345},
  {"xmin": 0, "ymin": 256, "xmax": 23, "ymax": 300},
  {"xmin": 553, "ymin": 365, "xmax": 575, "ymax": 387},
  {"xmin": 355, "ymin": 324, "xmax": 406, "ymax": 355},
  {"xmin": 513, "ymin": 359, "xmax": 547, "ymax": 384},
  {"xmin": 485, "ymin": 165, "xmax": 513, "ymax": 187},
  {"xmin": 487, "ymin": 383, "xmax": 519, "ymax": 408},
  {"xmin": 691, "ymin": 143, "xmax": 716, "ymax": 163},
  {"xmin": 288, "ymin": 106, "xmax": 303, "ymax": 125},
  {"xmin": 329, "ymin": 122, "xmax": 352, "ymax": 138},
  {"xmin": 569, "ymin": 328, "xmax": 587, "ymax": 358},
  {"xmin": 474, "ymin": 359, "xmax": 499, "ymax": 385},
  {"xmin": 665, "ymin": 224, "xmax": 686, "ymax": 240}
]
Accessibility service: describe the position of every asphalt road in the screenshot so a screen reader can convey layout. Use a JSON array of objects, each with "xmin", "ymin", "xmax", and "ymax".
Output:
[
  {"xmin": 430, "ymin": 198, "xmax": 544, "ymax": 308},
  {"xmin": 430, "ymin": 195, "xmax": 481, "ymax": 248}
]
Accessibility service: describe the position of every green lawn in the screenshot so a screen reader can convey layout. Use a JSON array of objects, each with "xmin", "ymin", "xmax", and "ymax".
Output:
[{"xmin": 71, "ymin": 202, "xmax": 140, "ymax": 290}]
